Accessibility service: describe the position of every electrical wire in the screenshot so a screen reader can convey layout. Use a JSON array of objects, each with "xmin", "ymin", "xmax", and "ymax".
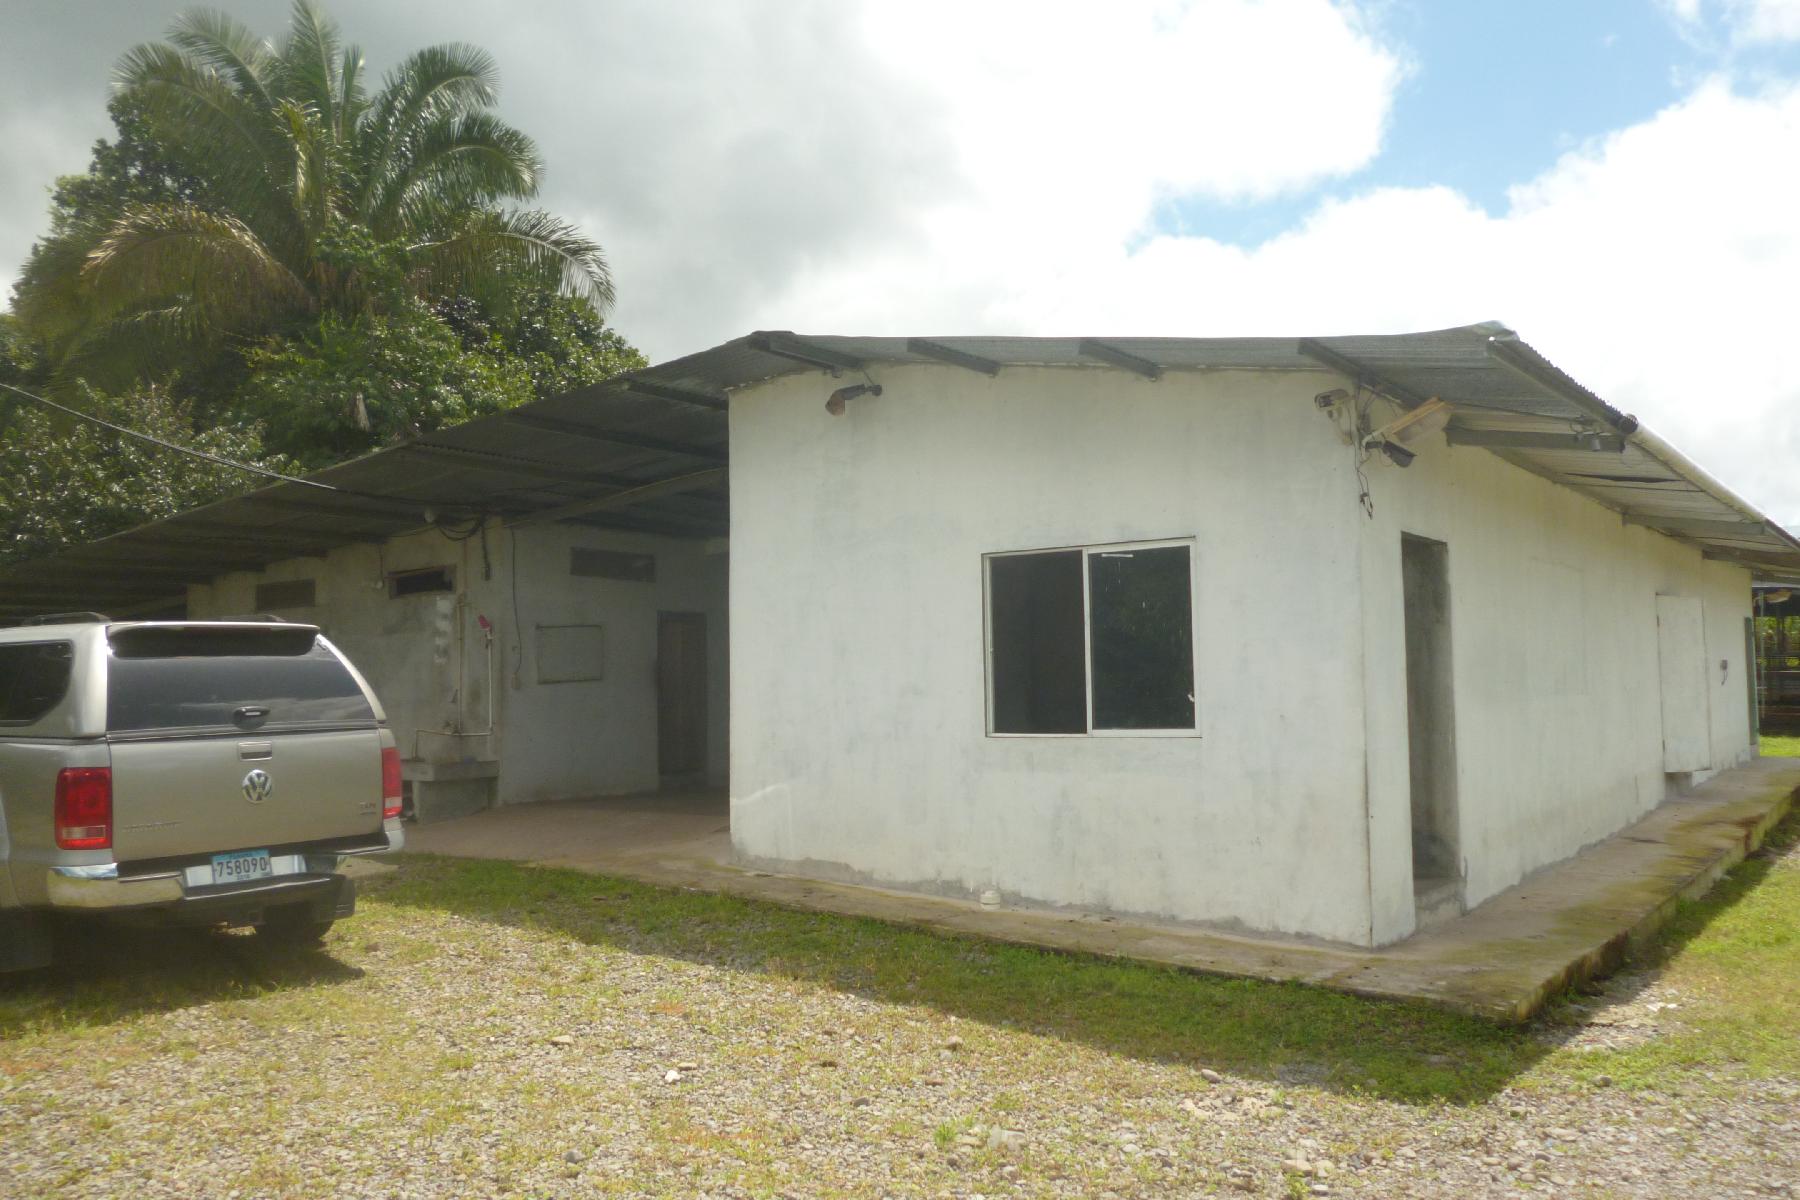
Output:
[{"xmin": 0, "ymin": 378, "xmax": 341, "ymax": 492}]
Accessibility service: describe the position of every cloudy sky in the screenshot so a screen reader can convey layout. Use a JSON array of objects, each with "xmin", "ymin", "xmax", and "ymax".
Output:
[{"xmin": 3, "ymin": 0, "xmax": 1800, "ymax": 523}]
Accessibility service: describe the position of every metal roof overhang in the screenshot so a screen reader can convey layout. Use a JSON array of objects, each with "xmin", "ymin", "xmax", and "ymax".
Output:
[{"xmin": 5, "ymin": 321, "xmax": 1797, "ymax": 620}]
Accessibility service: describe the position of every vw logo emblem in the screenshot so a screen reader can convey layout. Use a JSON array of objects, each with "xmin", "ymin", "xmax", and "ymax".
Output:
[{"xmin": 242, "ymin": 769, "xmax": 274, "ymax": 804}]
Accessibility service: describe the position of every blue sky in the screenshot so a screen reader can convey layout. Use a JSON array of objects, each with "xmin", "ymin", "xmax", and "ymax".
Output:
[{"xmin": 1159, "ymin": 0, "xmax": 1800, "ymax": 244}]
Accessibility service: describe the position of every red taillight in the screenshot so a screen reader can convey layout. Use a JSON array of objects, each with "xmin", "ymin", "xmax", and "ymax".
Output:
[
  {"xmin": 55, "ymin": 767, "xmax": 112, "ymax": 850},
  {"xmin": 380, "ymin": 747, "xmax": 402, "ymax": 820}
]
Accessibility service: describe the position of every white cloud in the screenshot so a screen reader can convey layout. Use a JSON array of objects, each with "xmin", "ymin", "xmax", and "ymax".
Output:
[
  {"xmin": 3, "ymin": 2, "xmax": 1794, "ymax": 530},
  {"xmin": 766, "ymin": 78, "xmax": 1800, "ymax": 528},
  {"xmin": 1663, "ymin": 0, "xmax": 1800, "ymax": 43}
]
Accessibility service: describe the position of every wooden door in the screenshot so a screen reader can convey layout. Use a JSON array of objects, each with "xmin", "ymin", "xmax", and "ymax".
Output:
[{"xmin": 657, "ymin": 612, "xmax": 708, "ymax": 779}]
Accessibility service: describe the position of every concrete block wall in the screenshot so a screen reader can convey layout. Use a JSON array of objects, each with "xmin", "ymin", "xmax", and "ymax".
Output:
[{"xmin": 187, "ymin": 520, "xmax": 728, "ymax": 808}]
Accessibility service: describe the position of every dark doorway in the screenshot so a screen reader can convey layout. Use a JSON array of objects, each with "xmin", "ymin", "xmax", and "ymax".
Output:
[
  {"xmin": 657, "ymin": 611, "xmax": 708, "ymax": 781},
  {"xmin": 1401, "ymin": 534, "xmax": 1461, "ymax": 924}
]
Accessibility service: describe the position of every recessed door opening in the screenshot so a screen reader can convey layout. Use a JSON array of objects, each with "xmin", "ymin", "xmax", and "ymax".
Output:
[
  {"xmin": 1401, "ymin": 534, "xmax": 1462, "ymax": 926},
  {"xmin": 657, "ymin": 611, "xmax": 709, "ymax": 785}
]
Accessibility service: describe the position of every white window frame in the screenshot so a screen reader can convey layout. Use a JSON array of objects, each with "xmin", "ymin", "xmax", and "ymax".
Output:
[{"xmin": 982, "ymin": 536, "xmax": 1200, "ymax": 738}]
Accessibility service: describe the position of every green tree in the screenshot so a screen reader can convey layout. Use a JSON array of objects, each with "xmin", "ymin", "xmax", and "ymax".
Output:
[
  {"xmin": 0, "ymin": 382, "xmax": 277, "ymax": 564},
  {"xmin": 12, "ymin": 0, "xmax": 611, "ymax": 384}
]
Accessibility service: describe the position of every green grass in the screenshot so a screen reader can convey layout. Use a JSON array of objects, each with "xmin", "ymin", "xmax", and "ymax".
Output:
[
  {"xmin": 1761, "ymin": 733, "xmax": 1800, "ymax": 757},
  {"xmin": 4, "ymin": 808, "xmax": 1796, "ymax": 1113}
]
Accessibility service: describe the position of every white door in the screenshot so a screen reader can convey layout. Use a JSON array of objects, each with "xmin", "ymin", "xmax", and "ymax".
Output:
[{"xmin": 1656, "ymin": 595, "xmax": 1712, "ymax": 773}]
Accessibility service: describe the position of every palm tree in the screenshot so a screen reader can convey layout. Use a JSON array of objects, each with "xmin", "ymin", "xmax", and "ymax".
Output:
[{"xmin": 19, "ymin": 1, "xmax": 610, "ymax": 378}]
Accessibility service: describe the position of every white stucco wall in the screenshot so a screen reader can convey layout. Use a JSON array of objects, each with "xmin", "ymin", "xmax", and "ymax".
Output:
[
  {"xmin": 729, "ymin": 362, "xmax": 1756, "ymax": 947},
  {"xmin": 730, "ymin": 364, "xmax": 1378, "ymax": 944},
  {"xmin": 1355, "ymin": 410, "xmax": 1754, "ymax": 943},
  {"xmin": 187, "ymin": 520, "xmax": 728, "ymax": 804}
]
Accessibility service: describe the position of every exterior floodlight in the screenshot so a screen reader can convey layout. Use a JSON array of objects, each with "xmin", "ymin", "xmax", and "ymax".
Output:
[
  {"xmin": 826, "ymin": 383, "xmax": 882, "ymax": 415},
  {"xmin": 1379, "ymin": 441, "xmax": 1417, "ymax": 468},
  {"xmin": 1363, "ymin": 397, "xmax": 1451, "ymax": 467}
]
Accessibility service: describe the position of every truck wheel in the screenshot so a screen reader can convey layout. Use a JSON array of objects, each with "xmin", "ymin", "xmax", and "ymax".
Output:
[{"xmin": 255, "ymin": 905, "xmax": 334, "ymax": 946}]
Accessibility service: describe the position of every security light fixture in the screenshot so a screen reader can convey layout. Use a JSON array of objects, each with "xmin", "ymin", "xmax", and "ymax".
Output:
[
  {"xmin": 1362, "ymin": 397, "xmax": 1451, "ymax": 468},
  {"xmin": 826, "ymin": 383, "xmax": 882, "ymax": 415}
]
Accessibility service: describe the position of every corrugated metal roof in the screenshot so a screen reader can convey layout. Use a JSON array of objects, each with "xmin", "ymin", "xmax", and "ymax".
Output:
[{"xmin": 4, "ymin": 320, "xmax": 1796, "ymax": 621}]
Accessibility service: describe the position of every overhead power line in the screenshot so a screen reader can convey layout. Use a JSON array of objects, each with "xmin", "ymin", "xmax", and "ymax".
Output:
[{"xmin": 0, "ymin": 378, "xmax": 340, "ymax": 492}]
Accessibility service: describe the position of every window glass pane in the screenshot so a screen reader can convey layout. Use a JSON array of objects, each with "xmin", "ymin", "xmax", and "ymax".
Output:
[
  {"xmin": 989, "ymin": 551, "xmax": 1087, "ymax": 733},
  {"xmin": 106, "ymin": 628, "xmax": 375, "ymax": 733},
  {"xmin": 1088, "ymin": 545, "xmax": 1194, "ymax": 729},
  {"xmin": 0, "ymin": 641, "xmax": 74, "ymax": 724}
]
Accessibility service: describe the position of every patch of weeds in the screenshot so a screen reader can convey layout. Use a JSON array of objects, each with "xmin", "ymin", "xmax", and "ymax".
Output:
[{"xmin": 932, "ymin": 1114, "xmax": 975, "ymax": 1151}]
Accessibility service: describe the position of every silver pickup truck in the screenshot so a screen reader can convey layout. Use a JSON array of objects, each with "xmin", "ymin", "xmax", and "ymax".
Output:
[{"xmin": 0, "ymin": 615, "xmax": 403, "ymax": 971}]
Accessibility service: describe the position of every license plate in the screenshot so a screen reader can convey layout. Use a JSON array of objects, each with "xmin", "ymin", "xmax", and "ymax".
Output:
[{"xmin": 211, "ymin": 849, "xmax": 273, "ymax": 885}]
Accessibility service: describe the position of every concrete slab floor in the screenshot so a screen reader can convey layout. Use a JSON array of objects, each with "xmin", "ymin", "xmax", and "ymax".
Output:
[{"xmin": 400, "ymin": 757, "xmax": 1800, "ymax": 1023}]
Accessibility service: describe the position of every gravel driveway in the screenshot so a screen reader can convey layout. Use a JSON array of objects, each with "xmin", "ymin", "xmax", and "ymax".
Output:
[{"xmin": 2, "ymin": 850, "xmax": 1796, "ymax": 1199}]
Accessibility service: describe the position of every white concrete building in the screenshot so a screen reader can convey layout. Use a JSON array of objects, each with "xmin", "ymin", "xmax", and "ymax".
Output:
[
  {"xmin": 7, "ymin": 323, "xmax": 1796, "ymax": 948},
  {"xmin": 722, "ymin": 326, "xmax": 1791, "ymax": 947}
]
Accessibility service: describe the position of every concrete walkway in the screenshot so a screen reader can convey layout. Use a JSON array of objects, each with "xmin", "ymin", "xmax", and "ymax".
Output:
[{"xmin": 403, "ymin": 758, "xmax": 1800, "ymax": 1023}]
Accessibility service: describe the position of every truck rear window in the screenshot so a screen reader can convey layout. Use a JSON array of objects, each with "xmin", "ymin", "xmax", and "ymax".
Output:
[
  {"xmin": 106, "ymin": 627, "xmax": 375, "ymax": 734},
  {"xmin": 0, "ymin": 641, "xmax": 74, "ymax": 725}
]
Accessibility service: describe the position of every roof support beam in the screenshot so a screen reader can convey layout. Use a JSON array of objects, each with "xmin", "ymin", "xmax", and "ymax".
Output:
[
  {"xmin": 747, "ymin": 331, "xmax": 865, "ymax": 376},
  {"xmin": 510, "ymin": 468, "xmax": 729, "ymax": 528},
  {"xmin": 1485, "ymin": 336, "xmax": 1639, "ymax": 434},
  {"xmin": 1445, "ymin": 427, "xmax": 1626, "ymax": 453},
  {"xmin": 501, "ymin": 411, "xmax": 727, "ymax": 465},
  {"xmin": 621, "ymin": 380, "xmax": 729, "ymax": 411},
  {"xmin": 906, "ymin": 338, "xmax": 1002, "ymax": 376},
  {"xmin": 1075, "ymin": 338, "xmax": 1162, "ymax": 380},
  {"xmin": 239, "ymin": 493, "xmax": 430, "ymax": 521},
  {"xmin": 403, "ymin": 443, "xmax": 636, "ymax": 488},
  {"xmin": 0, "ymin": 582, "xmax": 185, "ymax": 600},
  {"xmin": 53, "ymin": 549, "xmax": 270, "ymax": 573},
  {"xmin": 1296, "ymin": 339, "xmax": 1430, "ymax": 408},
  {"xmin": 135, "ymin": 522, "xmax": 346, "ymax": 551},
  {"xmin": 564, "ymin": 510, "xmax": 730, "ymax": 540},
  {"xmin": 1624, "ymin": 515, "xmax": 1771, "ymax": 539}
]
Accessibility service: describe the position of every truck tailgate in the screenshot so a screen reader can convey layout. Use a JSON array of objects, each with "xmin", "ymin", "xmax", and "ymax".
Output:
[
  {"xmin": 109, "ymin": 730, "xmax": 383, "ymax": 862},
  {"xmin": 103, "ymin": 622, "xmax": 387, "ymax": 864}
]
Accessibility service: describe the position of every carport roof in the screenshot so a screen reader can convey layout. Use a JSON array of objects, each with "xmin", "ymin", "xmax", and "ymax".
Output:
[{"xmin": 4, "ymin": 320, "xmax": 1797, "ymax": 621}]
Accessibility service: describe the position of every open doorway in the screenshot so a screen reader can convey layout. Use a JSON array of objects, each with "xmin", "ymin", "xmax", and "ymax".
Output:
[
  {"xmin": 657, "ymin": 611, "xmax": 709, "ymax": 785},
  {"xmin": 1401, "ymin": 534, "xmax": 1462, "ymax": 927}
]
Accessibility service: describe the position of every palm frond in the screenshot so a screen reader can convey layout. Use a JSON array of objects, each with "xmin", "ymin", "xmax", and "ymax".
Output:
[
  {"xmin": 412, "ymin": 209, "xmax": 614, "ymax": 316},
  {"xmin": 337, "ymin": 44, "xmax": 368, "ymax": 139},
  {"xmin": 273, "ymin": 100, "xmax": 344, "ymax": 246},
  {"xmin": 275, "ymin": 0, "xmax": 343, "ymax": 136},
  {"xmin": 84, "ymin": 203, "xmax": 313, "ymax": 337},
  {"xmin": 365, "ymin": 111, "xmax": 540, "ymax": 238},
  {"xmin": 357, "ymin": 43, "xmax": 503, "ymax": 210},
  {"xmin": 113, "ymin": 41, "xmax": 304, "ymax": 264},
  {"xmin": 164, "ymin": 8, "xmax": 276, "ymax": 112}
]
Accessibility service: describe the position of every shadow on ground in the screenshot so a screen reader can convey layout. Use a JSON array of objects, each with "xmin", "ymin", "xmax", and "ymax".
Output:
[
  {"xmin": 370, "ymin": 809, "xmax": 1797, "ymax": 1106},
  {"xmin": 0, "ymin": 920, "xmax": 362, "ymax": 1038}
]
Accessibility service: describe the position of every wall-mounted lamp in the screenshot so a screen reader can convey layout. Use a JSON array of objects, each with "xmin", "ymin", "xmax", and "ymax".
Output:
[
  {"xmin": 1378, "ymin": 441, "xmax": 1417, "ymax": 468},
  {"xmin": 1362, "ymin": 397, "xmax": 1451, "ymax": 469},
  {"xmin": 826, "ymin": 383, "xmax": 882, "ymax": 415}
]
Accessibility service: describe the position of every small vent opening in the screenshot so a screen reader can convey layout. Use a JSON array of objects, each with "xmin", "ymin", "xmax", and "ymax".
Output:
[
  {"xmin": 388, "ymin": 566, "xmax": 455, "ymax": 598},
  {"xmin": 570, "ymin": 547, "xmax": 656, "ymax": 583}
]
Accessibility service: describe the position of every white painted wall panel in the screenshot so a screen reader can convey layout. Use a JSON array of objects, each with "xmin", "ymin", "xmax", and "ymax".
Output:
[
  {"xmin": 730, "ymin": 365, "xmax": 1377, "ymax": 945},
  {"xmin": 1356, "ymin": 404, "xmax": 1754, "ymax": 941}
]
